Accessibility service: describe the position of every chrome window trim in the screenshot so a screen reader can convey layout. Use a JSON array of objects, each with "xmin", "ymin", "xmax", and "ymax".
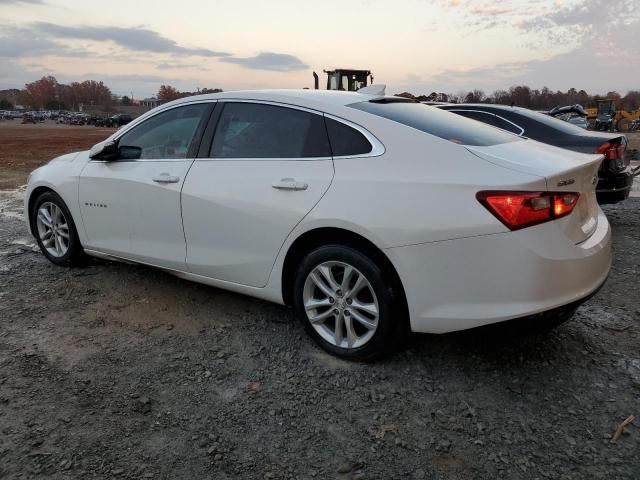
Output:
[
  {"xmin": 448, "ymin": 108, "xmax": 525, "ymax": 136},
  {"xmin": 202, "ymin": 99, "xmax": 385, "ymax": 161}
]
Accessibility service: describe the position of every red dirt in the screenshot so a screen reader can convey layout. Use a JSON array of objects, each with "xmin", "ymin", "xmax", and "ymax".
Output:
[{"xmin": 0, "ymin": 122, "xmax": 113, "ymax": 189}]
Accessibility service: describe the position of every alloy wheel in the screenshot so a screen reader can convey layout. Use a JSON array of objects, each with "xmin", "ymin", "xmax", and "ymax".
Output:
[
  {"xmin": 36, "ymin": 201, "xmax": 70, "ymax": 258},
  {"xmin": 302, "ymin": 261, "xmax": 379, "ymax": 349}
]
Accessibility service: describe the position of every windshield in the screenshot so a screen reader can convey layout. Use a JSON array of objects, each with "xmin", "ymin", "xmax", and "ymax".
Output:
[
  {"xmin": 349, "ymin": 101, "xmax": 521, "ymax": 146},
  {"xmin": 512, "ymin": 108, "xmax": 592, "ymax": 135}
]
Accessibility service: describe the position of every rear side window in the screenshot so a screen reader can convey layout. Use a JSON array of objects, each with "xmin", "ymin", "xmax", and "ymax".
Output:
[
  {"xmin": 350, "ymin": 101, "xmax": 520, "ymax": 146},
  {"xmin": 325, "ymin": 117, "xmax": 372, "ymax": 156},
  {"xmin": 453, "ymin": 110, "xmax": 499, "ymax": 127},
  {"xmin": 493, "ymin": 116, "xmax": 523, "ymax": 135},
  {"xmin": 453, "ymin": 110, "xmax": 523, "ymax": 136},
  {"xmin": 210, "ymin": 103, "xmax": 331, "ymax": 158}
]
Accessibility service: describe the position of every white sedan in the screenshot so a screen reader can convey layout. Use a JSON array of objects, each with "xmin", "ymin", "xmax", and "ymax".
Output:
[{"xmin": 25, "ymin": 89, "xmax": 611, "ymax": 360}]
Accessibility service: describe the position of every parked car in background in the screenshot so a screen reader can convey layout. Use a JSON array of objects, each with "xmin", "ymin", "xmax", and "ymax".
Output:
[
  {"xmin": 25, "ymin": 90, "xmax": 611, "ymax": 360},
  {"xmin": 103, "ymin": 114, "xmax": 133, "ymax": 128},
  {"xmin": 436, "ymin": 104, "xmax": 634, "ymax": 204},
  {"xmin": 567, "ymin": 116, "xmax": 589, "ymax": 129},
  {"xmin": 21, "ymin": 113, "xmax": 37, "ymax": 124}
]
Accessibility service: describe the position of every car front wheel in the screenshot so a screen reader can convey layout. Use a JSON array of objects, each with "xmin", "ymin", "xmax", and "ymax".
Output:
[
  {"xmin": 293, "ymin": 245, "xmax": 402, "ymax": 361},
  {"xmin": 32, "ymin": 191, "xmax": 86, "ymax": 267}
]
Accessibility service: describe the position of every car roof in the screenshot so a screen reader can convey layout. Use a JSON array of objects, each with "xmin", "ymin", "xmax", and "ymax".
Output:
[
  {"xmin": 438, "ymin": 103, "xmax": 542, "ymax": 114},
  {"xmin": 163, "ymin": 89, "xmax": 377, "ymax": 109}
]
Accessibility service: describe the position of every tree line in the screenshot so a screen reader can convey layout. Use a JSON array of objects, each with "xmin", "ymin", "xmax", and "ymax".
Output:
[
  {"xmin": 5, "ymin": 76, "xmax": 640, "ymax": 112},
  {"xmin": 13, "ymin": 76, "xmax": 113, "ymax": 110},
  {"xmin": 400, "ymin": 86, "xmax": 640, "ymax": 111},
  {"xmin": 4, "ymin": 76, "xmax": 223, "ymax": 111},
  {"xmin": 157, "ymin": 85, "xmax": 223, "ymax": 102}
]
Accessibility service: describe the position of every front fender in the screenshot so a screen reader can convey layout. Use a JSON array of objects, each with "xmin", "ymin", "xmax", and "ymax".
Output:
[{"xmin": 25, "ymin": 151, "xmax": 88, "ymax": 242}]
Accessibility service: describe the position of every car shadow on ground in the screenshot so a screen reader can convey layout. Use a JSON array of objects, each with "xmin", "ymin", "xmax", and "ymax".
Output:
[{"xmin": 82, "ymin": 255, "xmax": 588, "ymax": 372}]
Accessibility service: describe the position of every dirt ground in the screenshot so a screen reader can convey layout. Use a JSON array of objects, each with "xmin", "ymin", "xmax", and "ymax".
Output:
[
  {"xmin": 0, "ymin": 123, "xmax": 639, "ymax": 479},
  {"xmin": 0, "ymin": 122, "xmax": 113, "ymax": 189}
]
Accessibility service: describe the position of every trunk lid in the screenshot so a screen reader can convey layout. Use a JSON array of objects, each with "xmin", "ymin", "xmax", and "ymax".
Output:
[{"xmin": 467, "ymin": 139, "xmax": 602, "ymax": 243}]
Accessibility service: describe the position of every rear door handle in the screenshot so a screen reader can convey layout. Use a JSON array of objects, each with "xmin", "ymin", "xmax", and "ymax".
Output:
[
  {"xmin": 272, "ymin": 178, "xmax": 308, "ymax": 191},
  {"xmin": 152, "ymin": 173, "xmax": 180, "ymax": 184}
]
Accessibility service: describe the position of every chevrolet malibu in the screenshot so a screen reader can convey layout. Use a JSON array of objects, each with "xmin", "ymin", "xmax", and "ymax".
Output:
[{"xmin": 25, "ymin": 90, "xmax": 611, "ymax": 360}]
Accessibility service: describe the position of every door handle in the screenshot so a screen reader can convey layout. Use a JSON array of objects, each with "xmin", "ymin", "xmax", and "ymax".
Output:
[
  {"xmin": 272, "ymin": 178, "xmax": 308, "ymax": 191},
  {"xmin": 152, "ymin": 173, "xmax": 180, "ymax": 184}
]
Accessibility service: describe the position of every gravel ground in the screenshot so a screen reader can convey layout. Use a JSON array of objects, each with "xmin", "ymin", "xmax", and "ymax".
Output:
[{"xmin": 0, "ymin": 189, "xmax": 638, "ymax": 480}]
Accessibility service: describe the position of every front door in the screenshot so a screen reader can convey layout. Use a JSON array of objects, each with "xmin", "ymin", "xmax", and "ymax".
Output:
[{"xmin": 79, "ymin": 103, "xmax": 211, "ymax": 270}]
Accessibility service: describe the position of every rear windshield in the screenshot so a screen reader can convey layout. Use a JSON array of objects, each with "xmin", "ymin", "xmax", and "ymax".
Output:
[
  {"xmin": 349, "ymin": 101, "xmax": 520, "ymax": 146},
  {"xmin": 511, "ymin": 108, "xmax": 589, "ymax": 135}
]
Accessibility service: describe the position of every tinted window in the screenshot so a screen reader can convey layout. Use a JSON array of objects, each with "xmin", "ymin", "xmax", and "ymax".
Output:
[
  {"xmin": 453, "ymin": 110, "xmax": 499, "ymax": 127},
  {"xmin": 325, "ymin": 117, "xmax": 372, "ymax": 156},
  {"xmin": 350, "ymin": 101, "xmax": 520, "ymax": 146},
  {"xmin": 493, "ymin": 116, "xmax": 523, "ymax": 135},
  {"xmin": 118, "ymin": 104, "xmax": 207, "ymax": 159},
  {"xmin": 211, "ymin": 103, "xmax": 331, "ymax": 158}
]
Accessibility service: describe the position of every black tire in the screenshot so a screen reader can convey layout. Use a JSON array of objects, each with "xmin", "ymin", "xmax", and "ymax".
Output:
[
  {"xmin": 292, "ymin": 244, "xmax": 404, "ymax": 361},
  {"xmin": 31, "ymin": 191, "xmax": 86, "ymax": 267}
]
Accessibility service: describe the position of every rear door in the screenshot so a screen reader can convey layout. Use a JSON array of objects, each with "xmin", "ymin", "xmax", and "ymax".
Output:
[
  {"xmin": 182, "ymin": 101, "xmax": 335, "ymax": 287},
  {"xmin": 79, "ymin": 103, "xmax": 211, "ymax": 270}
]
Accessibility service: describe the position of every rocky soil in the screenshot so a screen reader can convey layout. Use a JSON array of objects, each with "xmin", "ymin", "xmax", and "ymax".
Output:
[{"xmin": 0, "ymin": 189, "xmax": 638, "ymax": 479}]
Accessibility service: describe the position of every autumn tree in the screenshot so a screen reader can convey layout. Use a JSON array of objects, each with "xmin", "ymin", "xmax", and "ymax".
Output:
[
  {"xmin": 158, "ymin": 85, "xmax": 181, "ymax": 101},
  {"xmin": 68, "ymin": 80, "xmax": 112, "ymax": 107},
  {"xmin": 621, "ymin": 91, "xmax": 640, "ymax": 111},
  {"xmin": 22, "ymin": 76, "xmax": 59, "ymax": 109}
]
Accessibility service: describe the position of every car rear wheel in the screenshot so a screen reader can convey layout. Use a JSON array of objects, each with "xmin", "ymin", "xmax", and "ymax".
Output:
[
  {"xmin": 293, "ymin": 245, "xmax": 402, "ymax": 361},
  {"xmin": 32, "ymin": 191, "xmax": 86, "ymax": 267}
]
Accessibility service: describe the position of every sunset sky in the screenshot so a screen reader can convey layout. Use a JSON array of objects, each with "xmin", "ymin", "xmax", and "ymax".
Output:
[{"xmin": 0, "ymin": 0, "xmax": 637, "ymax": 99}]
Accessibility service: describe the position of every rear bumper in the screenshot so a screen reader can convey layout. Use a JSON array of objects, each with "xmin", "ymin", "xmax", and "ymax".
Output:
[
  {"xmin": 596, "ymin": 168, "xmax": 634, "ymax": 204},
  {"xmin": 386, "ymin": 209, "xmax": 611, "ymax": 334}
]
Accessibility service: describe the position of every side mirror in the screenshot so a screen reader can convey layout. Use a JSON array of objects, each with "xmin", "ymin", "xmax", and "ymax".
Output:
[{"xmin": 89, "ymin": 140, "xmax": 117, "ymax": 160}]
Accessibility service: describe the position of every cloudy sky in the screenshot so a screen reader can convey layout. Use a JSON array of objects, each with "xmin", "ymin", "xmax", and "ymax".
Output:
[{"xmin": 0, "ymin": 0, "xmax": 637, "ymax": 98}]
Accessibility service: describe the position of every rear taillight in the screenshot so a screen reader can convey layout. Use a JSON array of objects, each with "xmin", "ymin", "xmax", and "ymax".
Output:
[
  {"xmin": 596, "ymin": 142, "xmax": 625, "ymax": 161},
  {"xmin": 477, "ymin": 191, "xmax": 580, "ymax": 231}
]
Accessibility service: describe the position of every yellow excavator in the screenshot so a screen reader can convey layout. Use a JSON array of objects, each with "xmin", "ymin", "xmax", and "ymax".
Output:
[
  {"xmin": 312, "ymin": 69, "xmax": 374, "ymax": 92},
  {"xmin": 585, "ymin": 99, "xmax": 640, "ymax": 132}
]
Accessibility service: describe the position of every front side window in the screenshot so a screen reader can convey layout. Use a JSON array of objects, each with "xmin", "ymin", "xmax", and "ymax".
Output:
[
  {"xmin": 210, "ymin": 103, "xmax": 331, "ymax": 159},
  {"xmin": 118, "ymin": 104, "xmax": 208, "ymax": 160},
  {"xmin": 350, "ymin": 101, "xmax": 520, "ymax": 146}
]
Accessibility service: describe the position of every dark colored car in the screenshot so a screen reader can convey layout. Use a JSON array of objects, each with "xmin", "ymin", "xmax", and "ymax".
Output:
[
  {"xmin": 436, "ymin": 104, "xmax": 634, "ymax": 204},
  {"xmin": 21, "ymin": 113, "xmax": 37, "ymax": 124},
  {"xmin": 105, "ymin": 114, "xmax": 133, "ymax": 128}
]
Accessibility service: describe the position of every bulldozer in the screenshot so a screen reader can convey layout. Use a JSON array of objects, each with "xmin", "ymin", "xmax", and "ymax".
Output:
[
  {"xmin": 312, "ymin": 69, "xmax": 373, "ymax": 92},
  {"xmin": 586, "ymin": 99, "xmax": 640, "ymax": 132}
]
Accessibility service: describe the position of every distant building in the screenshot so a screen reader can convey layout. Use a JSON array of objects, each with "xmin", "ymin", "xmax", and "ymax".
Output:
[{"xmin": 140, "ymin": 97, "xmax": 162, "ymax": 109}]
